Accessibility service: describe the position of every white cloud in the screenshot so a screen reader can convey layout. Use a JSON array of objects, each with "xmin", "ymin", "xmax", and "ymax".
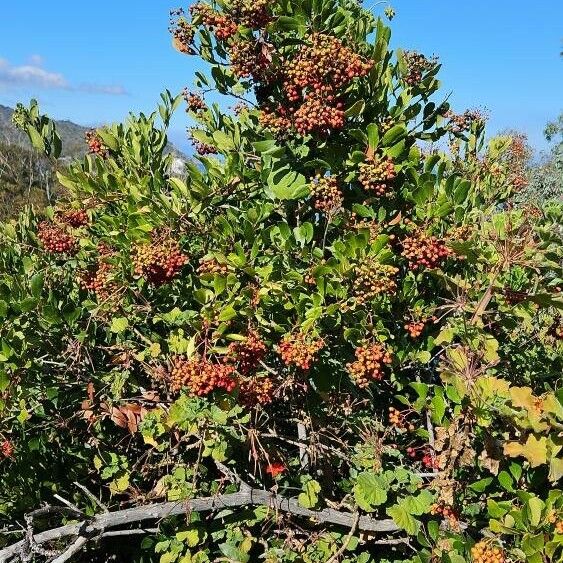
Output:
[{"xmin": 0, "ymin": 57, "xmax": 127, "ymax": 95}]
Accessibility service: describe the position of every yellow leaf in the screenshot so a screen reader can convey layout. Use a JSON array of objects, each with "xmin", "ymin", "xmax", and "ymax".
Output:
[
  {"xmin": 544, "ymin": 393, "xmax": 563, "ymax": 421},
  {"xmin": 510, "ymin": 387, "xmax": 536, "ymax": 411},
  {"xmin": 504, "ymin": 435, "xmax": 547, "ymax": 468}
]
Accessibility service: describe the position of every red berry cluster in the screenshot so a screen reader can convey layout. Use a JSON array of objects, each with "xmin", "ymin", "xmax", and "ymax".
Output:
[
  {"xmin": 197, "ymin": 257, "xmax": 229, "ymax": 276},
  {"xmin": 283, "ymin": 34, "xmax": 372, "ymax": 100},
  {"xmin": 182, "ymin": 88, "xmax": 206, "ymax": 112},
  {"xmin": 422, "ymin": 452, "xmax": 440, "ymax": 470},
  {"xmin": 445, "ymin": 109, "xmax": 486, "ymax": 134},
  {"xmin": 192, "ymin": 138, "xmax": 218, "ymax": 155},
  {"xmin": 470, "ymin": 542, "xmax": 505, "ymax": 563},
  {"xmin": 352, "ymin": 262, "xmax": 399, "ymax": 304},
  {"xmin": 401, "ymin": 230, "xmax": 452, "ymax": 270},
  {"xmin": 260, "ymin": 33, "xmax": 372, "ymax": 136},
  {"xmin": 168, "ymin": 356, "xmax": 237, "ymax": 395},
  {"xmin": 228, "ymin": 39, "xmax": 271, "ymax": 79},
  {"xmin": 277, "ymin": 332, "xmax": 324, "ymax": 370},
  {"xmin": 1, "ymin": 440, "xmax": 14, "ymax": 458},
  {"xmin": 405, "ymin": 320, "xmax": 426, "ymax": 338},
  {"xmin": 169, "ymin": 9, "xmax": 196, "ymax": 54},
  {"xmin": 37, "ymin": 221, "xmax": 78, "ymax": 255},
  {"xmin": 358, "ymin": 156, "xmax": 396, "ymax": 196},
  {"xmin": 228, "ymin": 330, "xmax": 267, "ymax": 375},
  {"xmin": 228, "ymin": 0, "xmax": 271, "ymax": 29},
  {"xmin": 190, "ymin": 3, "xmax": 238, "ymax": 40},
  {"xmin": 293, "ymin": 95, "xmax": 345, "ymax": 135},
  {"xmin": 556, "ymin": 520, "xmax": 563, "ymax": 534},
  {"xmin": 402, "ymin": 51, "xmax": 438, "ymax": 86},
  {"xmin": 58, "ymin": 209, "xmax": 89, "ymax": 228},
  {"xmin": 388, "ymin": 407, "xmax": 415, "ymax": 431},
  {"xmin": 238, "ymin": 376, "xmax": 275, "ymax": 406},
  {"xmin": 310, "ymin": 175, "xmax": 343, "ymax": 214},
  {"xmin": 259, "ymin": 105, "xmax": 292, "ymax": 136},
  {"xmin": 80, "ymin": 260, "xmax": 118, "ymax": 304},
  {"xmin": 346, "ymin": 343, "xmax": 392, "ymax": 388},
  {"xmin": 85, "ymin": 130, "xmax": 108, "ymax": 157},
  {"xmin": 430, "ymin": 503, "xmax": 459, "ymax": 527},
  {"xmin": 132, "ymin": 236, "xmax": 188, "ymax": 286}
]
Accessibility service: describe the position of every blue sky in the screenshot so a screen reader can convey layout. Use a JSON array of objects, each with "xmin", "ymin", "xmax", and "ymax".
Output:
[{"xmin": 0, "ymin": 0, "xmax": 561, "ymax": 154}]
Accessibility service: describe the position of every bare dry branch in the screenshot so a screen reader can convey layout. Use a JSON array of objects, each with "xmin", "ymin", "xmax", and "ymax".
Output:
[{"xmin": 0, "ymin": 490, "xmax": 399, "ymax": 562}]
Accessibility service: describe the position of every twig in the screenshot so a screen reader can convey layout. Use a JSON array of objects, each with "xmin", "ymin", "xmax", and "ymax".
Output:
[
  {"xmin": 50, "ymin": 536, "xmax": 88, "ymax": 563},
  {"xmin": 326, "ymin": 511, "xmax": 360, "ymax": 563},
  {"xmin": 73, "ymin": 482, "xmax": 109, "ymax": 513},
  {"xmin": 52, "ymin": 496, "xmax": 82, "ymax": 516},
  {"xmin": 297, "ymin": 421, "xmax": 309, "ymax": 469}
]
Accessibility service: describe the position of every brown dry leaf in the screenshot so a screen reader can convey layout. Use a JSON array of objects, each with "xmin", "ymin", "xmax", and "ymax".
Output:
[
  {"xmin": 87, "ymin": 382, "xmax": 95, "ymax": 402},
  {"xmin": 110, "ymin": 407, "xmax": 128, "ymax": 428},
  {"xmin": 434, "ymin": 427, "xmax": 447, "ymax": 452},
  {"xmin": 459, "ymin": 446, "xmax": 476, "ymax": 467},
  {"xmin": 479, "ymin": 449, "xmax": 500, "ymax": 475},
  {"xmin": 388, "ymin": 211, "xmax": 402, "ymax": 226}
]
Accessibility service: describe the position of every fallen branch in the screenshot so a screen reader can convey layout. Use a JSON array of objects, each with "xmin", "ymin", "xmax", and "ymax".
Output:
[{"xmin": 0, "ymin": 490, "xmax": 399, "ymax": 562}]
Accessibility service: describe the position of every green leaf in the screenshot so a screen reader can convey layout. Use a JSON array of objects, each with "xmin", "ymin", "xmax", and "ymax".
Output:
[
  {"xmin": 353, "ymin": 472, "xmax": 388, "ymax": 511},
  {"xmin": 30, "ymin": 272, "xmax": 44, "ymax": 297},
  {"xmin": 110, "ymin": 317, "xmax": 129, "ymax": 334},
  {"xmin": 386, "ymin": 504, "xmax": 419, "ymax": 535},
  {"xmin": 526, "ymin": 497, "xmax": 544, "ymax": 527},
  {"xmin": 381, "ymin": 124, "xmax": 407, "ymax": 147},
  {"xmin": 366, "ymin": 123, "xmax": 379, "ymax": 150},
  {"xmin": 298, "ymin": 480, "xmax": 321, "ymax": 509}
]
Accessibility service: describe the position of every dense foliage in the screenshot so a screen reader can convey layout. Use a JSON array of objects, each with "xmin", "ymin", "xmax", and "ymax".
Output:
[{"xmin": 0, "ymin": 1, "xmax": 562, "ymax": 562}]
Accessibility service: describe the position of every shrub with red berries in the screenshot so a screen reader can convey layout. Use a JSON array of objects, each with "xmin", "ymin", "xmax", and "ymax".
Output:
[
  {"xmin": 310, "ymin": 175, "xmax": 343, "ymax": 215},
  {"xmin": 277, "ymin": 332, "xmax": 324, "ymax": 370},
  {"xmin": 388, "ymin": 407, "xmax": 415, "ymax": 431},
  {"xmin": 430, "ymin": 502, "xmax": 460, "ymax": 529},
  {"xmin": 132, "ymin": 235, "xmax": 188, "ymax": 286},
  {"xmin": 259, "ymin": 33, "xmax": 372, "ymax": 136},
  {"xmin": 402, "ymin": 51, "xmax": 438, "ymax": 86},
  {"xmin": 85, "ymin": 130, "xmax": 108, "ymax": 157},
  {"xmin": 238, "ymin": 376, "xmax": 275, "ymax": 406},
  {"xmin": 170, "ymin": 9, "xmax": 196, "ymax": 54},
  {"xmin": 190, "ymin": 3, "xmax": 238, "ymax": 40},
  {"xmin": 229, "ymin": 39, "xmax": 271, "ymax": 80},
  {"xmin": 80, "ymin": 258, "xmax": 118, "ymax": 305},
  {"xmin": 346, "ymin": 343, "xmax": 392, "ymax": 387},
  {"xmin": 228, "ymin": 331, "xmax": 267, "ymax": 375},
  {"xmin": 167, "ymin": 356, "xmax": 237, "ymax": 396},
  {"xmin": 401, "ymin": 229, "xmax": 452, "ymax": 270},
  {"xmin": 197, "ymin": 257, "xmax": 229, "ymax": 276},
  {"xmin": 191, "ymin": 138, "xmax": 218, "ymax": 155},
  {"xmin": 182, "ymin": 88, "xmax": 206, "ymax": 112},
  {"xmin": 228, "ymin": 0, "xmax": 271, "ymax": 29},
  {"xmin": 58, "ymin": 209, "xmax": 89, "ymax": 228},
  {"xmin": 352, "ymin": 262, "xmax": 399, "ymax": 304},
  {"xmin": 37, "ymin": 221, "xmax": 78, "ymax": 255},
  {"xmin": 358, "ymin": 156, "xmax": 396, "ymax": 196}
]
